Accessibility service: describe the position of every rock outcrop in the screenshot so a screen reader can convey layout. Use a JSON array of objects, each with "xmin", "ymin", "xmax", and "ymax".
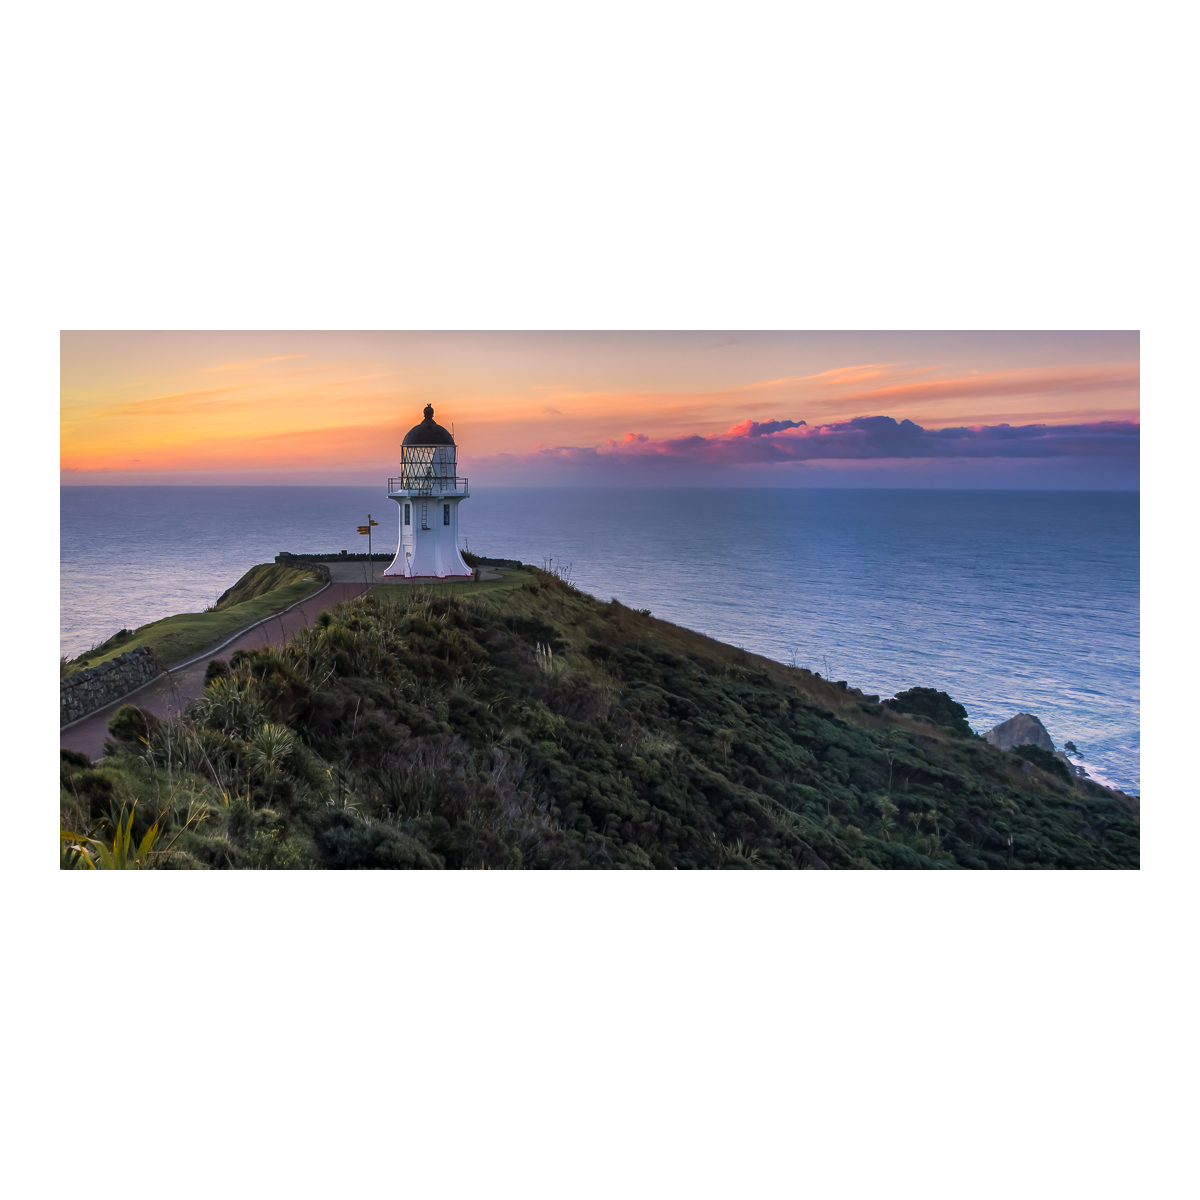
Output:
[{"xmin": 984, "ymin": 712, "xmax": 1055, "ymax": 753}]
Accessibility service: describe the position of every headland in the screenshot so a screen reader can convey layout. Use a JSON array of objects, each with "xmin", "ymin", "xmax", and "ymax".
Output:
[{"xmin": 60, "ymin": 559, "xmax": 1139, "ymax": 870}]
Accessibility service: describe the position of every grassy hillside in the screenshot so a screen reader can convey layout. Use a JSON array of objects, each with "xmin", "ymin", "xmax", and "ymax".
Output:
[
  {"xmin": 213, "ymin": 564, "xmax": 316, "ymax": 610},
  {"xmin": 61, "ymin": 566, "xmax": 1139, "ymax": 869},
  {"xmin": 61, "ymin": 567, "xmax": 323, "ymax": 675}
]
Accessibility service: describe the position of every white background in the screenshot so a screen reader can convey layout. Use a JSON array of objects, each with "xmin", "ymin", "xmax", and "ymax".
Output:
[{"xmin": 6, "ymin": 2, "xmax": 1192, "ymax": 1197}]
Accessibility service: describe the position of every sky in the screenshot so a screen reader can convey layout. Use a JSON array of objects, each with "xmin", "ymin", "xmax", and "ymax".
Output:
[{"xmin": 60, "ymin": 331, "xmax": 1139, "ymax": 488}]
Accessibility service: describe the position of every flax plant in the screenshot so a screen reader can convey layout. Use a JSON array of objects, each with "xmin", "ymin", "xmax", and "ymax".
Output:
[{"xmin": 63, "ymin": 803, "xmax": 159, "ymax": 869}]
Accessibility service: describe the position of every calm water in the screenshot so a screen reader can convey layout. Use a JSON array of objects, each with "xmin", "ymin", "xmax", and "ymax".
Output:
[{"xmin": 61, "ymin": 487, "xmax": 1140, "ymax": 791}]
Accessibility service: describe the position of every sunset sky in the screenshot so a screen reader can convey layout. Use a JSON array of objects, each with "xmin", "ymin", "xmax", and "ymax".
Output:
[{"xmin": 60, "ymin": 331, "xmax": 1139, "ymax": 488}]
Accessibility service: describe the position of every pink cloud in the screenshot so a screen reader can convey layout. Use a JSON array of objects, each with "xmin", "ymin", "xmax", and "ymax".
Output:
[{"xmin": 519, "ymin": 415, "xmax": 1139, "ymax": 467}]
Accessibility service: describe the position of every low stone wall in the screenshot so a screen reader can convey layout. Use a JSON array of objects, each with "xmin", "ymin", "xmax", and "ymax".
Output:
[
  {"xmin": 297, "ymin": 562, "xmax": 332, "ymax": 583},
  {"xmin": 468, "ymin": 556, "xmax": 523, "ymax": 570},
  {"xmin": 277, "ymin": 552, "xmax": 390, "ymax": 564},
  {"xmin": 61, "ymin": 647, "xmax": 162, "ymax": 727}
]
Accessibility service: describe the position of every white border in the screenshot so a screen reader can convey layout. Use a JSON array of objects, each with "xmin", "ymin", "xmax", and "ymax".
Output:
[{"xmin": 10, "ymin": 2, "xmax": 1187, "ymax": 1195}]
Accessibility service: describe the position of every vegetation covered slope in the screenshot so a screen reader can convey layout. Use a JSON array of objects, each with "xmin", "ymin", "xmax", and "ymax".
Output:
[
  {"xmin": 60, "ymin": 567, "xmax": 1139, "ymax": 869},
  {"xmin": 213, "ymin": 564, "xmax": 316, "ymax": 610},
  {"xmin": 60, "ymin": 566, "xmax": 322, "ymax": 677}
]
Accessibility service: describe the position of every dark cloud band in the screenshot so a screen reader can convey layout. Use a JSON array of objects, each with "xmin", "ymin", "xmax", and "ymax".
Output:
[{"xmin": 586, "ymin": 416, "xmax": 1140, "ymax": 463}]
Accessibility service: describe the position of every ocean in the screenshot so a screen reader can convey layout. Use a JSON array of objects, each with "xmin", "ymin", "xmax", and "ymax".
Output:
[{"xmin": 60, "ymin": 486, "xmax": 1140, "ymax": 792}]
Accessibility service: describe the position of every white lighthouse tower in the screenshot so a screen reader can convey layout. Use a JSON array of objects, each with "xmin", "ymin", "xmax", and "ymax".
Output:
[{"xmin": 384, "ymin": 405, "xmax": 473, "ymax": 579}]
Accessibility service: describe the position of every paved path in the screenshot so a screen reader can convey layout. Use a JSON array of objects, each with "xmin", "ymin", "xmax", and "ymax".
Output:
[{"xmin": 60, "ymin": 581, "xmax": 371, "ymax": 762}]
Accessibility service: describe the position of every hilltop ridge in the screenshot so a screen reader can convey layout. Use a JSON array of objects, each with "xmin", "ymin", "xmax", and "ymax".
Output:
[{"xmin": 60, "ymin": 564, "xmax": 1139, "ymax": 870}]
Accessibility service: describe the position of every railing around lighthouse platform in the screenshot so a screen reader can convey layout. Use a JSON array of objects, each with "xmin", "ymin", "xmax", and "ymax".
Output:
[{"xmin": 387, "ymin": 475, "xmax": 468, "ymax": 495}]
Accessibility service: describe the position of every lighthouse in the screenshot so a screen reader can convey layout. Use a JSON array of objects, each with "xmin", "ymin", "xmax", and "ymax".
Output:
[{"xmin": 384, "ymin": 405, "xmax": 473, "ymax": 579}]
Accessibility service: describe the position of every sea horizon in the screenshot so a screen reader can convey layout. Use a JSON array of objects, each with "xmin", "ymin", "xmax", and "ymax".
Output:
[
  {"xmin": 61, "ymin": 485, "xmax": 1140, "ymax": 791},
  {"xmin": 61, "ymin": 482, "xmax": 1141, "ymax": 491}
]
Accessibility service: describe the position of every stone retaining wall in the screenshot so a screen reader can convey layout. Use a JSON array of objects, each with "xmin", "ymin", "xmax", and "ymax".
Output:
[
  {"xmin": 292, "ymin": 561, "xmax": 332, "ymax": 582},
  {"xmin": 61, "ymin": 647, "xmax": 163, "ymax": 727},
  {"xmin": 277, "ymin": 552, "xmax": 389, "ymax": 564},
  {"xmin": 466, "ymin": 556, "xmax": 523, "ymax": 570}
]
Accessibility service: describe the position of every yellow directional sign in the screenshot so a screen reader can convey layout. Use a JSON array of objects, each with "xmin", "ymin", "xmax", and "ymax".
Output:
[{"xmin": 357, "ymin": 514, "xmax": 379, "ymax": 564}]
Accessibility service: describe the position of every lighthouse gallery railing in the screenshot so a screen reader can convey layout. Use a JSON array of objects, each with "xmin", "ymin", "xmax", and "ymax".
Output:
[{"xmin": 387, "ymin": 474, "xmax": 468, "ymax": 495}]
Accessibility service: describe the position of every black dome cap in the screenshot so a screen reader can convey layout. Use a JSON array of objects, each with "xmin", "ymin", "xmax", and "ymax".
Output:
[{"xmin": 402, "ymin": 404, "xmax": 455, "ymax": 447}]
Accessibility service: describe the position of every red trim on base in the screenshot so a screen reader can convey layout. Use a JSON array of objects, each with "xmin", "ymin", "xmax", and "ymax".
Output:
[{"xmin": 381, "ymin": 572, "xmax": 474, "ymax": 579}]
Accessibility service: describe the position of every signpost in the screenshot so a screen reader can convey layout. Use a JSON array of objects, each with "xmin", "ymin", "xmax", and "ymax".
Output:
[{"xmin": 357, "ymin": 515, "xmax": 379, "ymax": 579}]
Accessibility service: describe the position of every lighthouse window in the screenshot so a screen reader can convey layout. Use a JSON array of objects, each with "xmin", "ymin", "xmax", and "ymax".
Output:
[
  {"xmin": 443, "ymin": 503, "xmax": 450, "ymax": 525},
  {"xmin": 404, "ymin": 504, "xmax": 410, "ymax": 525}
]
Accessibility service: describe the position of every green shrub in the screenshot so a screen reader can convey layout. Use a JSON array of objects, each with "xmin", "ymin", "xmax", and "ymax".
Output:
[
  {"xmin": 314, "ymin": 812, "xmax": 442, "ymax": 869},
  {"xmin": 204, "ymin": 658, "xmax": 231, "ymax": 686},
  {"xmin": 243, "ymin": 828, "xmax": 315, "ymax": 870},
  {"xmin": 1011, "ymin": 743, "xmax": 1072, "ymax": 783},
  {"xmin": 60, "ymin": 748, "xmax": 90, "ymax": 773},
  {"xmin": 884, "ymin": 687, "xmax": 974, "ymax": 737},
  {"xmin": 107, "ymin": 704, "xmax": 160, "ymax": 746}
]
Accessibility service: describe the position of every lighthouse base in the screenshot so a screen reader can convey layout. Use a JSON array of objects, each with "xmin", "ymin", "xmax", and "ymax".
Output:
[{"xmin": 380, "ymin": 571, "xmax": 473, "ymax": 582}]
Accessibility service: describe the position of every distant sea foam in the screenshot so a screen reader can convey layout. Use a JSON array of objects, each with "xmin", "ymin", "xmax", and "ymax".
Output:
[{"xmin": 61, "ymin": 486, "xmax": 1139, "ymax": 791}]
